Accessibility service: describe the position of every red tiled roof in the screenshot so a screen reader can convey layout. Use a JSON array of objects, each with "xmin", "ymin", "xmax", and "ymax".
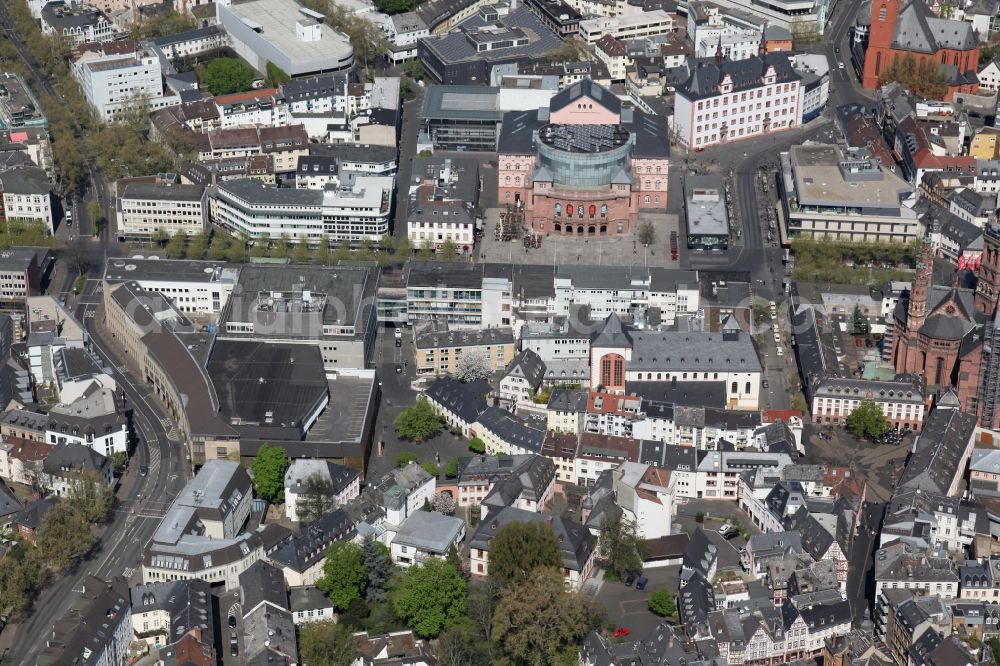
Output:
[
  {"xmin": 2, "ymin": 435, "xmax": 53, "ymax": 462},
  {"xmin": 214, "ymin": 88, "xmax": 278, "ymax": 105}
]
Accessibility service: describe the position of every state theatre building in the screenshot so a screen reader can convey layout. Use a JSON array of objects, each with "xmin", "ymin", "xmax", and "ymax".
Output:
[{"xmin": 497, "ymin": 79, "xmax": 670, "ymax": 237}]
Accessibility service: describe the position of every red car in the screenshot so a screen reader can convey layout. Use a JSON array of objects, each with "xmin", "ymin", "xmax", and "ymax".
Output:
[
  {"xmin": 613, "ymin": 627, "xmax": 630, "ymax": 638},
  {"xmin": 855, "ymin": 338, "xmax": 864, "ymax": 347}
]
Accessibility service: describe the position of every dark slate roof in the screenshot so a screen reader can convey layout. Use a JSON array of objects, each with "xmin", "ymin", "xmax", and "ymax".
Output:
[
  {"xmin": 677, "ymin": 53, "xmax": 801, "ymax": 102},
  {"xmin": 626, "ymin": 380, "xmax": 728, "ymax": 408},
  {"xmin": 683, "ymin": 527, "xmax": 718, "ymax": 576},
  {"xmin": 482, "ymin": 455, "xmax": 555, "ymax": 509},
  {"xmin": 551, "ymin": 78, "xmax": 621, "ymax": 116},
  {"xmin": 899, "ymin": 407, "xmax": 977, "ymax": 495},
  {"xmin": 268, "ymin": 509, "xmax": 355, "ymax": 574},
  {"xmin": 240, "ymin": 560, "xmax": 288, "ymax": 614},
  {"xmin": 470, "ymin": 506, "xmax": 597, "ymax": 572},
  {"xmin": 547, "ymin": 389, "xmax": 588, "ymax": 413},
  {"xmin": 0, "ymin": 479, "xmax": 21, "ymax": 519},
  {"xmin": 504, "ymin": 348, "xmax": 547, "ymax": 389},
  {"xmin": 423, "ymin": 377, "xmax": 491, "ymax": 424},
  {"xmin": 13, "ymin": 496, "xmax": 58, "ymax": 530},
  {"xmin": 476, "ymin": 406, "xmax": 545, "ymax": 453},
  {"xmin": 783, "ymin": 506, "xmax": 835, "ymax": 562},
  {"xmin": 892, "ymin": 0, "xmax": 976, "ymax": 53},
  {"xmin": 41, "ymin": 443, "xmax": 109, "ymax": 476},
  {"xmin": 679, "ymin": 568, "xmax": 715, "ymax": 625},
  {"xmin": 592, "ymin": 313, "xmax": 633, "ymax": 348},
  {"xmin": 638, "ymin": 440, "xmax": 699, "ymax": 470}
]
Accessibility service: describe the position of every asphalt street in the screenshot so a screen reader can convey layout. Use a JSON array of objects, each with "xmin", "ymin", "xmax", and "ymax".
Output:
[
  {"xmin": 0, "ymin": 278, "xmax": 187, "ymax": 665},
  {"xmin": 0, "ymin": 1, "xmax": 111, "ymax": 242}
]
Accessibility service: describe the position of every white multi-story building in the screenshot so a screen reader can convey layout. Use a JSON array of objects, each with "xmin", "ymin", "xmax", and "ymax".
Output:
[
  {"xmin": 150, "ymin": 25, "xmax": 228, "ymax": 60},
  {"xmin": 103, "ymin": 257, "xmax": 239, "ymax": 319},
  {"xmin": 695, "ymin": 29, "xmax": 762, "ymax": 61},
  {"xmin": 117, "ymin": 183, "xmax": 207, "ymax": 240},
  {"xmin": 0, "ymin": 167, "xmax": 54, "ymax": 233},
  {"xmin": 213, "ymin": 176, "xmax": 393, "ymax": 245},
  {"xmin": 673, "ymin": 53, "xmax": 803, "ymax": 149},
  {"xmin": 779, "ymin": 144, "xmax": 922, "ymax": 243},
  {"xmin": 794, "ymin": 54, "xmax": 831, "ymax": 124},
  {"xmin": 579, "ymin": 10, "xmax": 675, "ymax": 43},
  {"xmin": 386, "ymin": 12, "xmax": 430, "ymax": 62},
  {"xmin": 72, "ymin": 46, "xmax": 180, "ymax": 122},
  {"xmin": 283, "ymin": 459, "xmax": 360, "ymax": 522}
]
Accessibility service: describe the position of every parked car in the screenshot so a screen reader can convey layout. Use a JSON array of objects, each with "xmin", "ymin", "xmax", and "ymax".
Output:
[
  {"xmin": 624, "ymin": 573, "xmax": 635, "ymax": 587},
  {"xmin": 228, "ymin": 615, "xmax": 237, "ymax": 629},
  {"xmin": 718, "ymin": 524, "xmax": 736, "ymax": 537},
  {"xmin": 635, "ymin": 576, "xmax": 648, "ymax": 590},
  {"xmin": 139, "ymin": 465, "xmax": 148, "ymax": 477},
  {"xmin": 395, "ymin": 365, "xmax": 402, "ymax": 374},
  {"xmin": 394, "ymin": 328, "xmax": 402, "ymax": 338},
  {"xmin": 762, "ymin": 378, "xmax": 769, "ymax": 388}
]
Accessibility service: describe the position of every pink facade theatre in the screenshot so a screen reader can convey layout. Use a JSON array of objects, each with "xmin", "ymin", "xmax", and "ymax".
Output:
[{"xmin": 497, "ymin": 79, "xmax": 670, "ymax": 237}]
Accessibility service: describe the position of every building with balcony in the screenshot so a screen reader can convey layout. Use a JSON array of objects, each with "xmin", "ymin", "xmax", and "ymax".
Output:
[
  {"xmin": 212, "ymin": 176, "xmax": 393, "ymax": 245},
  {"xmin": 778, "ymin": 144, "xmax": 920, "ymax": 242}
]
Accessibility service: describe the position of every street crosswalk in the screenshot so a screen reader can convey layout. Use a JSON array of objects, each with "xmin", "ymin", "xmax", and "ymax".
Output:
[{"xmin": 122, "ymin": 567, "xmax": 135, "ymax": 579}]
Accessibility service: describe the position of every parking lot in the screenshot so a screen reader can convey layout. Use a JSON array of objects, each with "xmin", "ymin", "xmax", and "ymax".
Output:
[{"xmin": 585, "ymin": 565, "xmax": 682, "ymax": 639}]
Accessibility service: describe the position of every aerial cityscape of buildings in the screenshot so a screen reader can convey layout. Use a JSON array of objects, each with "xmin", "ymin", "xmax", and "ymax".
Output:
[{"xmin": 4, "ymin": 0, "xmax": 1000, "ymax": 663}]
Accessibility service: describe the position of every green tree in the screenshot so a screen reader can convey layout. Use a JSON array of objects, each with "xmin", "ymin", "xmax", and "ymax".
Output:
[
  {"xmin": 333, "ymin": 239, "xmax": 352, "ymax": 263},
  {"xmin": 492, "ymin": 567, "xmax": 588, "ymax": 666},
  {"xmin": 852, "ymin": 304, "xmax": 870, "ymax": 336},
  {"xmin": 440, "ymin": 238, "xmax": 458, "ymax": 261},
  {"xmin": 421, "ymin": 462, "xmax": 439, "ymax": 478},
  {"xmin": 273, "ymin": 233, "xmax": 291, "ymax": 260},
  {"xmin": 394, "ymin": 399, "xmax": 443, "ymax": 443},
  {"xmin": 316, "ymin": 237, "xmax": 331, "ymax": 265},
  {"xmin": 446, "ymin": 543, "xmax": 463, "ymax": 573},
  {"xmin": 374, "ymin": 0, "xmax": 413, "ymax": 12},
  {"xmin": 403, "ymin": 59, "xmax": 426, "ymax": 81},
  {"xmin": 488, "ymin": 521, "xmax": 562, "ymax": 588},
  {"xmin": 201, "ymin": 57, "xmax": 256, "ymax": 95},
  {"xmin": 292, "ymin": 240, "xmax": 312, "ymax": 264},
  {"xmin": 637, "ymin": 222, "xmax": 656, "ymax": 246},
  {"xmin": 35, "ymin": 503, "xmax": 95, "ymax": 570},
  {"xmin": 545, "ymin": 40, "xmax": 590, "ymax": 63},
  {"xmin": 879, "ymin": 53, "xmax": 948, "ymax": 99},
  {"xmin": 598, "ymin": 512, "xmax": 645, "ymax": 581},
  {"xmin": 325, "ymin": 5, "xmax": 390, "ymax": 78},
  {"xmin": 362, "ymin": 534, "xmax": 393, "ymax": 602},
  {"xmin": 208, "ymin": 232, "xmax": 232, "ymax": 260},
  {"xmin": 395, "ymin": 237, "xmax": 411, "ymax": 264},
  {"xmin": 444, "ymin": 457, "xmax": 460, "ymax": 479},
  {"xmin": 845, "ymin": 400, "xmax": 892, "ymax": 441},
  {"xmin": 131, "ymin": 10, "xmax": 197, "ymax": 39},
  {"xmin": 468, "ymin": 437, "xmax": 486, "ymax": 454},
  {"xmin": 187, "ymin": 231, "xmax": 209, "ymax": 260},
  {"xmin": 418, "ymin": 238, "xmax": 435, "ymax": 260},
  {"xmin": 436, "ymin": 618, "xmax": 491, "ymax": 666},
  {"xmin": 67, "ymin": 472, "xmax": 114, "ymax": 524},
  {"xmin": 252, "ymin": 444, "xmax": 289, "ymax": 503},
  {"xmin": 165, "ymin": 230, "xmax": 188, "ymax": 259},
  {"xmin": 152, "ymin": 227, "xmax": 169, "ymax": 248},
  {"xmin": 298, "ymin": 619, "xmax": 356, "ymax": 666},
  {"xmin": 265, "ymin": 61, "xmax": 291, "ymax": 88},
  {"xmin": 319, "ymin": 541, "xmax": 367, "ymax": 610},
  {"xmin": 395, "ymin": 452, "xmax": 418, "ymax": 467},
  {"xmin": 648, "ymin": 587, "xmax": 676, "ymax": 617},
  {"xmin": 0, "ymin": 551, "xmax": 43, "ymax": 619},
  {"xmin": 296, "ymin": 473, "xmax": 336, "ymax": 526},
  {"xmin": 392, "ymin": 558, "xmax": 466, "ymax": 638}
]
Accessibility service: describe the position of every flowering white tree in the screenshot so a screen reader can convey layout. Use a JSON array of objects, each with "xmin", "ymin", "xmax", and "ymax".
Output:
[
  {"xmin": 432, "ymin": 491, "xmax": 456, "ymax": 515},
  {"xmin": 454, "ymin": 350, "xmax": 492, "ymax": 382}
]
